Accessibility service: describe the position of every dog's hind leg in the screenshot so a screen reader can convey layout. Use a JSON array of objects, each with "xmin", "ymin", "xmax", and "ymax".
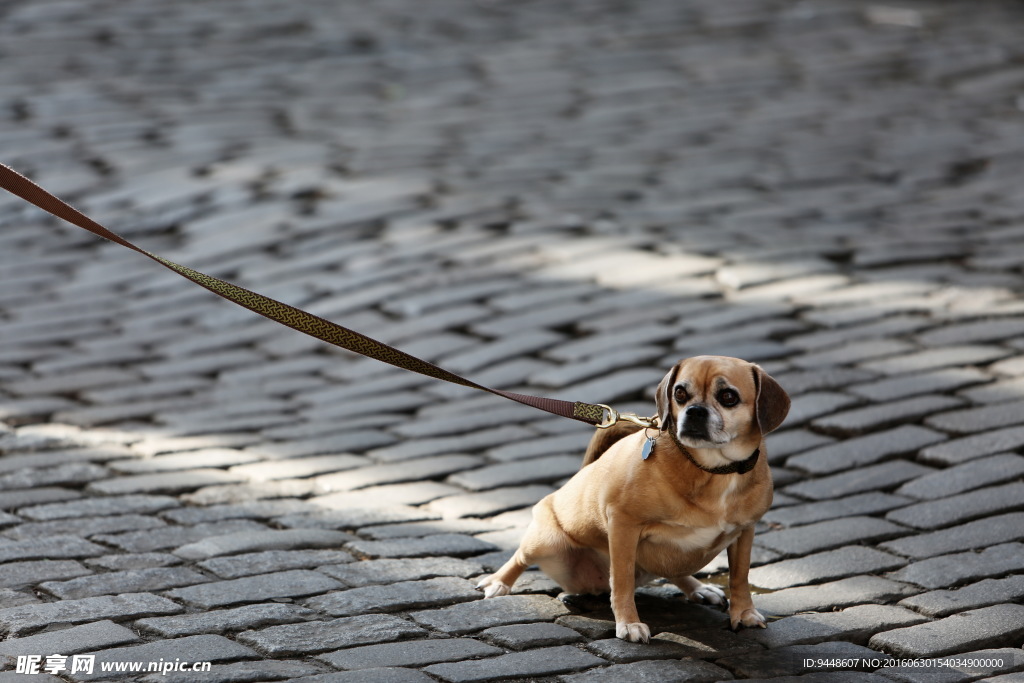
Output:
[
  {"xmin": 478, "ymin": 548, "xmax": 530, "ymax": 598},
  {"xmin": 673, "ymin": 575, "xmax": 726, "ymax": 606},
  {"xmin": 477, "ymin": 496, "xmax": 566, "ymax": 598}
]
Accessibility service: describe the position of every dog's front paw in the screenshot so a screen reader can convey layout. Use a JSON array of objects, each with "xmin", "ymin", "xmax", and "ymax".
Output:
[
  {"xmin": 475, "ymin": 576, "xmax": 511, "ymax": 599},
  {"xmin": 729, "ymin": 607, "xmax": 766, "ymax": 630},
  {"xmin": 685, "ymin": 582, "xmax": 726, "ymax": 606},
  {"xmin": 615, "ymin": 621, "xmax": 651, "ymax": 643}
]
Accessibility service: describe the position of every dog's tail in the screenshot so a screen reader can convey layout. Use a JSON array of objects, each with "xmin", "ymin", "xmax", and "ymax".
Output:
[{"xmin": 581, "ymin": 421, "xmax": 643, "ymax": 468}]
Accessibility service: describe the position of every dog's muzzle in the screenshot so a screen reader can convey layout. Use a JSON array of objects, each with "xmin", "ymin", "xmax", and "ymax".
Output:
[{"xmin": 680, "ymin": 404, "xmax": 711, "ymax": 439}]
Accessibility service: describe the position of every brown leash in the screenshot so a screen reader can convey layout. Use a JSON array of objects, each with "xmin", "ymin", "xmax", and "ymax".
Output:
[{"xmin": 0, "ymin": 163, "xmax": 656, "ymax": 429}]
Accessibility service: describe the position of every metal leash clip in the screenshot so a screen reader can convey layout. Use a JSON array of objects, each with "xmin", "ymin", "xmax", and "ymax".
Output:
[{"xmin": 595, "ymin": 404, "xmax": 659, "ymax": 430}]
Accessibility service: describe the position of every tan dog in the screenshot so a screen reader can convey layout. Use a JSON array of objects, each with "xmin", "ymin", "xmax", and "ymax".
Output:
[{"xmin": 477, "ymin": 356, "xmax": 790, "ymax": 641}]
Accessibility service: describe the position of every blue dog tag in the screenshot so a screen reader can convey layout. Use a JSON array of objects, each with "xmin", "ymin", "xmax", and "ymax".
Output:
[{"xmin": 641, "ymin": 437, "xmax": 655, "ymax": 460}]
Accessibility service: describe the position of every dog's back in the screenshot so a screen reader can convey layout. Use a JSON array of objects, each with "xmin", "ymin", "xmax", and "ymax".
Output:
[{"xmin": 581, "ymin": 422, "xmax": 643, "ymax": 468}]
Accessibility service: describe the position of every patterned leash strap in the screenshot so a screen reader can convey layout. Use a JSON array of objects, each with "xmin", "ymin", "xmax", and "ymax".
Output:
[{"xmin": 0, "ymin": 163, "xmax": 616, "ymax": 426}]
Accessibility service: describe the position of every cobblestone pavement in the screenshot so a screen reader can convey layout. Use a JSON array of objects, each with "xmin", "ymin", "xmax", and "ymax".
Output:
[{"xmin": 0, "ymin": 0, "xmax": 1023, "ymax": 681}]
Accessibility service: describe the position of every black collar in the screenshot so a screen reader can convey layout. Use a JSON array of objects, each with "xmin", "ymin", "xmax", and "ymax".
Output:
[
  {"xmin": 682, "ymin": 446, "xmax": 760, "ymax": 475},
  {"xmin": 660, "ymin": 420, "xmax": 761, "ymax": 474}
]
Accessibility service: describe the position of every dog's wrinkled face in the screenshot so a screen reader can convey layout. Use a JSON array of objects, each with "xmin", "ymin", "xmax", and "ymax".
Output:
[{"xmin": 656, "ymin": 356, "xmax": 790, "ymax": 451}]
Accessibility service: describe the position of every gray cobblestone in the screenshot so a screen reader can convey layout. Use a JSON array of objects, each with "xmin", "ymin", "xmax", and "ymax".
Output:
[
  {"xmin": 305, "ymin": 577, "xmax": 480, "ymax": 616},
  {"xmin": 410, "ymin": 595, "xmax": 570, "ymax": 635},
  {"xmin": 745, "ymin": 604, "xmax": 928, "ymax": 649},
  {"xmin": 783, "ymin": 460, "xmax": 936, "ymax": 500},
  {"xmin": 0, "ymin": 487, "xmax": 80, "ymax": 510},
  {"xmin": 0, "ymin": 591, "xmax": 37, "ymax": 609},
  {"xmin": 346, "ymin": 534, "xmax": 496, "ymax": 559},
  {"xmin": 885, "ymin": 481, "xmax": 1024, "ymax": 529},
  {"xmin": 811, "ymin": 397, "xmax": 962, "ymax": 436},
  {"xmin": 895, "ymin": 453, "xmax": 1024, "ymax": 499},
  {"xmin": 750, "ymin": 546, "xmax": 908, "ymax": 590},
  {"xmin": 755, "ymin": 576, "xmax": 918, "ymax": 617},
  {"xmin": 368, "ymin": 426, "xmax": 535, "ymax": 463},
  {"xmin": 0, "ymin": 592, "xmax": 182, "ymax": 637},
  {"xmin": 848, "ymin": 367, "xmax": 990, "ymax": 402},
  {"xmin": 424, "ymin": 644, "xmax": 606, "ymax": 682},
  {"xmin": 869, "ymin": 604, "xmax": 1024, "ymax": 658},
  {"xmin": 916, "ymin": 318, "xmax": 1024, "ymax": 346},
  {"xmin": 770, "ymin": 368, "xmax": 878, "ymax": 397},
  {"xmin": 918, "ymin": 426, "xmax": 1024, "ymax": 465},
  {"xmin": 108, "ymin": 448, "xmax": 263, "ymax": 474},
  {"xmin": 877, "ymin": 647, "xmax": 1024, "ymax": 682},
  {"xmin": 173, "ymin": 529, "xmax": 354, "ymax": 560},
  {"xmin": 165, "ymin": 569, "xmax": 343, "ymax": 609},
  {"xmin": 0, "ymin": 462, "xmax": 109, "ymax": 491},
  {"xmin": 86, "ymin": 553, "xmax": 181, "ymax": 571},
  {"xmin": 479, "ymin": 622, "xmax": 584, "ymax": 650},
  {"xmin": 878, "ymin": 512, "xmax": 1024, "ymax": 559},
  {"xmin": 428, "ymin": 485, "xmax": 554, "ymax": 519},
  {"xmin": 764, "ymin": 429, "xmax": 836, "ymax": 462},
  {"xmin": 755, "ymin": 516, "xmax": 909, "ymax": 557},
  {"xmin": 485, "ymin": 433, "xmax": 593, "ymax": 463},
  {"xmin": 318, "ymin": 557, "xmax": 483, "ymax": 588},
  {"xmin": 87, "ymin": 468, "xmax": 245, "ymax": 495},
  {"xmin": 184, "ymin": 480, "xmax": 317, "ymax": 505},
  {"xmin": 68, "ymin": 634, "xmax": 259, "ymax": 681},
  {"xmin": 858, "ymin": 345, "xmax": 1010, "ymax": 375},
  {"xmin": 448, "ymin": 456, "xmax": 579, "ymax": 491},
  {"xmin": 229, "ymin": 454, "xmax": 368, "ymax": 482},
  {"xmin": 315, "ymin": 455, "xmax": 484, "ymax": 493},
  {"xmin": 887, "ymin": 543, "xmax": 1024, "ymax": 589},
  {"xmin": 0, "ymin": 447, "xmax": 131, "ymax": 474},
  {"xmin": 198, "ymin": 549, "xmax": 353, "ymax": 579},
  {"xmin": 4, "ymin": 513, "xmax": 166, "ymax": 540},
  {"xmin": 897, "ymin": 575, "xmax": 1024, "ymax": 618},
  {"xmin": 40, "ymin": 566, "xmax": 210, "ymax": 600},
  {"xmin": 925, "ymin": 399, "xmax": 1024, "ymax": 434},
  {"xmin": 318, "ymin": 637, "xmax": 502, "ymax": 670},
  {"xmin": 764, "ymin": 492, "xmax": 912, "ymax": 528},
  {"xmin": 791, "ymin": 339, "xmax": 915, "ymax": 369},
  {"xmin": 786, "ymin": 426, "xmax": 946, "ymax": 474},
  {"xmin": 559, "ymin": 658, "xmax": 732, "ymax": 683},
  {"xmin": 95, "ymin": 520, "xmax": 268, "ymax": 552},
  {"xmin": 136, "ymin": 603, "xmax": 318, "ymax": 637},
  {"xmin": 0, "ymin": 560, "xmax": 91, "ymax": 589},
  {"xmin": 783, "ymin": 392, "xmax": 862, "ymax": 427},
  {"xmin": 17, "ymin": 493, "xmax": 179, "ymax": 520},
  {"xmin": 356, "ymin": 519, "xmax": 505, "ymax": 541},
  {"xmin": 237, "ymin": 614, "xmax": 425, "ymax": 656},
  {"xmin": 555, "ymin": 616, "xmax": 617, "ymax": 640},
  {"xmin": 312, "ymin": 481, "xmax": 461, "ymax": 509},
  {"xmin": 958, "ymin": 376, "xmax": 1024, "ymax": 404},
  {"xmin": 0, "ymin": 535, "xmax": 107, "ymax": 563},
  {"xmin": 160, "ymin": 499, "xmax": 314, "ymax": 525},
  {"xmin": 143, "ymin": 660, "xmax": 325, "ymax": 683},
  {"xmin": 0, "ymin": 620, "xmax": 140, "ymax": 660},
  {"xmin": 276, "ymin": 506, "xmax": 438, "ymax": 530},
  {"xmin": 291, "ymin": 669, "xmax": 435, "ymax": 683},
  {"xmin": 584, "ymin": 637, "xmax": 704, "ymax": 663}
]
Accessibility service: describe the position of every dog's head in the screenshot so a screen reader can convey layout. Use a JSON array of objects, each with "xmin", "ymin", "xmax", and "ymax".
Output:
[{"xmin": 655, "ymin": 356, "xmax": 790, "ymax": 451}]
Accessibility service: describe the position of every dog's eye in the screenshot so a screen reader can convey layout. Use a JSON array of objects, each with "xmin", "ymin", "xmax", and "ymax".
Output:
[
  {"xmin": 674, "ymin": 385, "xmax": 689, "ymax": 403},
  {"xmin": 717, "ymin": 389, "xmax": 740, "ymax": 407}
]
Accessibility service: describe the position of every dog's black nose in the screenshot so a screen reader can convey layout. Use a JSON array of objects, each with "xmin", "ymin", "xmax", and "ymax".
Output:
[{"xmin": 686, "ymin": 405, "xmax": 709, "ymax": 420}]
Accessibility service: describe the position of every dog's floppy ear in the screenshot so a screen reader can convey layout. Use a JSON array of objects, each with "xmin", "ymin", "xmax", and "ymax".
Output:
[
  {"xmin": 752, "ymin": 365, "xmax": 790, "ymax": 435},
  {"xmin": 655, "ymin": 363, "xmax": 679, "ymax": 428}
]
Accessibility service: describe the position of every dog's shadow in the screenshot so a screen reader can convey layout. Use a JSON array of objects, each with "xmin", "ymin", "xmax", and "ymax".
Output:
[{"xmin": 554, "ymin": 581, "xmax": 733, "ymax": 632}]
